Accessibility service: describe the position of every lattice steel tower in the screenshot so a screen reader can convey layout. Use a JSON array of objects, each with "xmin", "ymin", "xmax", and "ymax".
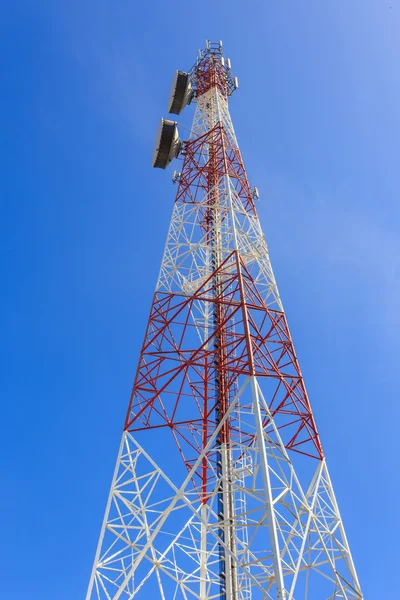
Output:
[{"xmin": 86, "ymin": 41, "xmax": 363, "ymax": 600}]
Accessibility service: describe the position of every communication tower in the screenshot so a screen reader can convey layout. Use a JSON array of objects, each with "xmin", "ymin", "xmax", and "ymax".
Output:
[{"xmin": 86, "ymin": 41, "xmax": 363, "ymax": 600}]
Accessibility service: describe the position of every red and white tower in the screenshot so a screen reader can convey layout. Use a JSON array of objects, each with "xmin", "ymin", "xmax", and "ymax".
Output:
[{"xmin": 86, "ymin": 41, "xmax": 363, "ymax": 600}]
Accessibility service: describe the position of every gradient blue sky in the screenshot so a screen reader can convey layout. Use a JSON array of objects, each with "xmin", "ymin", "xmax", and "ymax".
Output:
[{"xmin": 1, "ymin": 1, "xmax": 399, "ymax": 597}]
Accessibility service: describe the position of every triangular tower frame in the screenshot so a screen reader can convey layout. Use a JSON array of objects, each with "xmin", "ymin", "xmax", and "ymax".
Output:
[{"xmin": 86, "ymin": 41, "xmax": 363, "ymax": 600}]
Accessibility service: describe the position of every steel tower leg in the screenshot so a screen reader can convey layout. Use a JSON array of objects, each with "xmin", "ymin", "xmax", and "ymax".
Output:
[{"xmin": 250, "ymin": 377, "xmax": 285, "ymax": 600}]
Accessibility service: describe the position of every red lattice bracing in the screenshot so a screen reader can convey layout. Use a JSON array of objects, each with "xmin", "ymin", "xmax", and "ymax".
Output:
[
  {"xmin": 176, "ymin": 124, "xmax": 255, "ymax": 215},
  {"xmin": 125, "ymin": 254, "xmax": 322, "ymax": 480},
  {"xmin": 124, "ymin": 118, "xmax": 323, "ymax": 500}
]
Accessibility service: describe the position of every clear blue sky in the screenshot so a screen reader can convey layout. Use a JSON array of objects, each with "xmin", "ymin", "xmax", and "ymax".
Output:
[{"xmin": 1, "ymin": 1, "xmax": 399, "ymax": 597}]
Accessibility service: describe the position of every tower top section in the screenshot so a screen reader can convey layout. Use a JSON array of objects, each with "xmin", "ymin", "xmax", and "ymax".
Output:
[
  {"xmin": 154, "ymin": 40, "xmax": 239, "ymax": 169},
  {"xmin": 167, "ymin": 40, "xmax": 238, "ymax": 116},
  {"xmin": 190, "ymin": 40, "xmax": 238, "ymax": 99}
]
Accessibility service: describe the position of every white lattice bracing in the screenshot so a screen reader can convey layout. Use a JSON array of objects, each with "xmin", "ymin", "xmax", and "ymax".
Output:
[
  {"xmin": 157, "ymin": 85, "xmax": 282, "ymax": 313},
  {"xmin": 86, "ymin": 378, "xmax": 361, "ymax": 599}
]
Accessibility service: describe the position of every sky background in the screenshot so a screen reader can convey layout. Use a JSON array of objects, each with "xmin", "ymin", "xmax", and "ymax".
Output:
[{"xmin": 1, "ymin": 0, "xmax": 399, "ymax": 597}]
